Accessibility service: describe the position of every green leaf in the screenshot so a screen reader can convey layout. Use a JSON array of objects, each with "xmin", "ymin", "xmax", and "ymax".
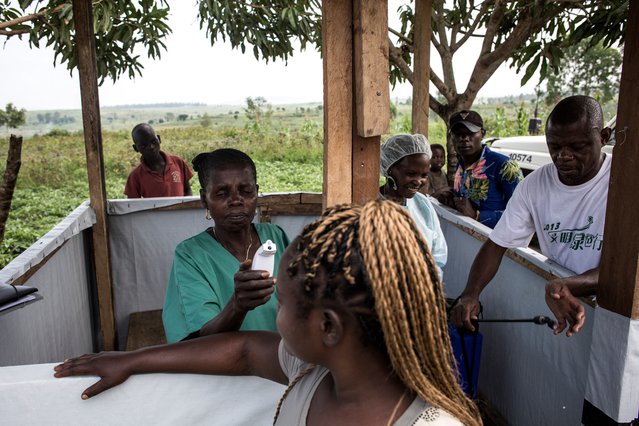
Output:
[{"xmin": 521, "ymin": 55, "xmax": 540, "ymax": 86}]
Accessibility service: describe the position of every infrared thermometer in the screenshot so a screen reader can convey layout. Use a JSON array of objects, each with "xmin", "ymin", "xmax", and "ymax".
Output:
[{"xmin": 251, "ymin": 240, "xmax": 277, "ymax": 276}]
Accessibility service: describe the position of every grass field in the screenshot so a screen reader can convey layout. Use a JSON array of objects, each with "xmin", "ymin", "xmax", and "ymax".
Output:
[{"xmin": 0, "ymin": 98, "xmax": 617, "ymax": 268}]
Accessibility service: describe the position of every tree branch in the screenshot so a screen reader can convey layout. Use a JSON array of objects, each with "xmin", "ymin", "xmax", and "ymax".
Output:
[
  {"xmin": 429, "ymin": 70, "xmax": 454, "ymax": 103},
  {"xmin": 429, "ymin": 95, "xmax": 444, "ymax": 118},
  {"xmin": 388, "ymin": 39, "xmax": 414, "ymax": 84},
  {"xmin": 480, "ymin": 0, "xmax": 507, "ymax": 56},
  {"xmin": 432, "ymin": 0, "xmax": 457, "ymax": 93},
  {"xmin": 467, "ymin": 1, "xmax": 568, "ymax": 100},
  {"xmin": 388, "ymin": 27, "xmax": 412, "ymax": 45},
  {"xmin": 430, "ymin": 30, "xmax": 443, "ymax": 55},
  {"xmin": 0, "ymin": 3, "xmax": 66, "ymax": 31},
  {"xmin": 0, "ymin": 29, "xmax": 30, "ymax": 36},
  {"xmin": 451, "ymin": 2, "xmax": 490, "ymax": 53}
]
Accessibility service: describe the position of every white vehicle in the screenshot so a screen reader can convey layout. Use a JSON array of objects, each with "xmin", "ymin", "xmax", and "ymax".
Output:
[{"xmin": 489, "ymin": 116, "xmax": 616, "ymax": 175}]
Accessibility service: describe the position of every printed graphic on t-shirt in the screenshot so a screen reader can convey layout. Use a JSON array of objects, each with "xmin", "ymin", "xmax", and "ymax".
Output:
[
  {"xmin": 544, "ymin": 216, "xmax": 603, "ymax": 251},
  {"xmin": 171, "ymin": 171, "xmax": 182, "ymax": 183}
]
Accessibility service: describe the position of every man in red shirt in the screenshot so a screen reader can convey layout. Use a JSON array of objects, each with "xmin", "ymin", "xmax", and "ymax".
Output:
[{"xmin": 124, "ymin": 123, "xmax": 193, "ymax": 198}]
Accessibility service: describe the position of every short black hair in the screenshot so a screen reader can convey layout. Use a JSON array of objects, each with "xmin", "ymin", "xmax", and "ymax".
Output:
[
  {"xmin": 131, "ymin": 123, "xmax": 156, "ymax": 143},
  {"xmin": 430, "ymin": 143, "xmax": 445, "ymax": 155},
  {"xmin": 547, "ymin": 95, "xmax": 603, "ymax": 130},
  {"xmin": 192, "ymin": 148, "xmax": 257, "ymax": 190}
]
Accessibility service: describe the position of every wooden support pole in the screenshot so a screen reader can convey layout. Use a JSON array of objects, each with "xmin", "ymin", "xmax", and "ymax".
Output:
[
  {"xmin": 322, "ymin": 0, "xmax": 354, "ymax": 209},
  {"xmin": 0, "ymin": 135, "xmax": 22, "ymax": 242},
  {"xmin": 352, "ymin": 0, "xmax": 388, "ymax": 204},
  {"xmin": 597, "ymin": 0, "xmax": 639, "ymax": 320},
  {"xmin": 412, "ymin": 0, "xmax": 432, "ymax": 136},
  {"xmin": 73, "ymin": 0, "xmax": 117, "ymax": 350},
  {"xmin": 582, "ymin": 6, "xmax": 639, "ymax": 421},
  {"xmin": 353, "ymin": 0, "xmax": 389, "ymax": 138},
  {"xmin": 322, "ymin": 0, "xmax": 389, "ymax": 207}
]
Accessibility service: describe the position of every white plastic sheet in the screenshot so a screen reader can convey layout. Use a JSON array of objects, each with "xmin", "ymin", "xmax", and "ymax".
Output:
[
  {"xmin": 584, "ymin": 308, "xmax": 639, "ymax": 422},
  {"xmin": 0, "ymin": 201, "xmax": 95, "ymax": 285},
  {"xmin": 0, "ymin": 362, "xmax": 285, "ymax": 425}
]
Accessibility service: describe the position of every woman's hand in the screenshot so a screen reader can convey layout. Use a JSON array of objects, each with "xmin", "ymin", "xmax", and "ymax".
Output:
[
  {"xmin": 53, "ymin": 352, "xmax": 135, "ymax": 399},
  {"xmin": 233, "ymin": 259, "xmax": 276, "ymax": 313}
]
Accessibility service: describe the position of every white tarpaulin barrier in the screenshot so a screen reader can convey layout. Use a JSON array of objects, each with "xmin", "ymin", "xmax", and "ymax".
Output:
[
  {"xmin": 0, "ymin": 363, "xmax": 285, "ymax": 425},
  {"xmin": 434, "ymin": 203, "xmax": 595, "ymax": 426},
  {"xmin": 584, "ymin": 308, "xmax": 639, "ymax": 422}
]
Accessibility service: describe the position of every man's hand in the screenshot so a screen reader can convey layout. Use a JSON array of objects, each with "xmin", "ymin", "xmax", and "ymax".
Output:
[
  {"xmin": 545, "ymin": 279, "xmax": 586, "ymax": 336},
  {"xmin": 435, "ymin": 190, "xmax": 455, "ymax": 208},
  {"xmin": 450, "ymin": 295, "xmax": 481, "ymax": 332},
  {"xmin": 232, "ymin": 259, "xmax": 276, "ymax": 313},
  {"xmin": 453, "ymin": 196, "xmax": 477, "ymax": 219}
]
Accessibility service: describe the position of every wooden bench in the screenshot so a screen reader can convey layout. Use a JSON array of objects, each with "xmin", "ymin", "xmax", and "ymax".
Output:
[{"xmin": 126, "ymin": 309, "xmax": 167, "ymax": 351}]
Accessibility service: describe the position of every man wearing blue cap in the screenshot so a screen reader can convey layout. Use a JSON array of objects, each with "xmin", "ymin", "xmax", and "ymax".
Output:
[{"xmin": 440, "ymin": 110, "xmax": 523, "ymax": 228}]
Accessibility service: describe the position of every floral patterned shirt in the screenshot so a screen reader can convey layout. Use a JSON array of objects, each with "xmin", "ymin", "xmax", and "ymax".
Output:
[{"xmin": 453, "ymin": 145, "xmax": 523, "ymax": 228}]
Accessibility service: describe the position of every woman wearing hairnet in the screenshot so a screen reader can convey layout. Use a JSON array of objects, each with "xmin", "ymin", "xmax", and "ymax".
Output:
[{"xmin": 380, "ymin": 134, "xmax": 448, "ymax": 280}]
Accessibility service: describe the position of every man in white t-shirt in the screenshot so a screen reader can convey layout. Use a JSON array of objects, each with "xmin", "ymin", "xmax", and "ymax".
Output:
[{"xmin": 450, "ymin": 95, "xmax": 612, "ymax": 336}]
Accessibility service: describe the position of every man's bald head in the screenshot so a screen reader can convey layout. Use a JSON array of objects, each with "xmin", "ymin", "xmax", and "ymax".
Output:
[
  {"xmin": 545, "ymin": 95, "xmax": 611, "ymax": 185},
  {"xmin": 546, "ymin": 95, "xmax": 604, "ymax": 132}
]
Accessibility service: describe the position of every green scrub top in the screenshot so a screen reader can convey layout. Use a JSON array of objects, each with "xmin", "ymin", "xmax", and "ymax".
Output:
[{"xmin": 162, "ymin": 223, "xmax": 290, "ymax": 343}]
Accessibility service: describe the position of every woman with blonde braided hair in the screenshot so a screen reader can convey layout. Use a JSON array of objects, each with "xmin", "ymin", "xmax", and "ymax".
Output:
[{"xmin": 54, "ymin": 200, "xmax": 481, "ymax": 426}]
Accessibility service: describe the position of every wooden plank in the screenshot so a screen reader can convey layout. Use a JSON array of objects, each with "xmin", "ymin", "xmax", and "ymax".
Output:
[
  {"xmin": 353, "ymin": 0, "xmax": 390, "ymax": 137},
  {"xmin": 300, "ymin": 192, "xmax": 323, "ymax": 205},
  {"xmin": 257, "ymin": 193, "xmax": 302, "ymax": 206},
  {"xmin": 260, "ymin": 203, "xmax": 324, "ymax": 217},
  {"xmin": 597, "ymin": 0, "xmax": 639, "ymax": 320},
  {"xmin": 125, "ymin": 310, "xmax": 166, "ymax": 351},
  {"xmin": 73, "ymin": 0, "xmax": 117, "ymax": 350},
  {"xmin": 156, "ymin": 200, "xmax": 203, "ymax": 211},
  {"xmin": 412, "ymin": 0, "xmax": 432, "ymax": 135},
  {"xmin": 322, "ymin": 0, "xmax": 354, "ymax": 208},
  {"xmin": 352, "ymin": 134, "xmax": 381, "ymax": 204}
]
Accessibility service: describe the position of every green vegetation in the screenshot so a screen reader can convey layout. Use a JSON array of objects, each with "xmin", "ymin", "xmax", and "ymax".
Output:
[
  {"xmin": 0, "ymin": 110, "xmax": 326, "ymax": 267},
  {"xmin": 0, "ymin": 103, "xmax": 27, "ymax": 131},
  {"xmin": 0, "ymin": 98, "xmax": 617, "ymax": 268}
]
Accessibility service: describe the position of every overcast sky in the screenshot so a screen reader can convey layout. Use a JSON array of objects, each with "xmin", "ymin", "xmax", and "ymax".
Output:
[{"xmin": 0, "ymin": 1, "xmax": 538, "ymax": 111}]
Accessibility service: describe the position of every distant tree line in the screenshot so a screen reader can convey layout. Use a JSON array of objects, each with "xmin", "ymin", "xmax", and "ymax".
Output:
[
  {"xmin": 36, "ymin": 112, "xmax": 76, "ymax": 125},
  {"xmin": 106, "ymin": 102, "xmax": 207, "ymax": 109}
]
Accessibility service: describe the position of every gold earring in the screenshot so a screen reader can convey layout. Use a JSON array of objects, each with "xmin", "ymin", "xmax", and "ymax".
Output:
[{"xmin": 205, "ymin": 209, "xmax": 212, "ymax": 220}]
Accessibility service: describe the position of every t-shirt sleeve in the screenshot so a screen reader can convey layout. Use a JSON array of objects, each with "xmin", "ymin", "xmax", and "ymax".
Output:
[
  {"xmin": 162, "ymin": 244, "xmax": 222, "ymax": 343},
  {"xmin": 278, "ymin": 340, "xmax": 307, "ymax": 382},
  {"xmin": 180, "ymin": 156, "xmax": 194, "ymax": 182},
  {"xmin": 124, "ymin": 171, "xmax": 140, "ymax": 198},
  {"xmin": 498, "ymin": 159, "xmax": 523, "ymax": 201},
  {"xmin": 490, "ymin": 179, "xmax": 535, "ymax": 248}
]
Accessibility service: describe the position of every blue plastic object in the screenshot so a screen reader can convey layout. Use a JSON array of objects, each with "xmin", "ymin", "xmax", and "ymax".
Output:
[{"xmin": 448, "ymin": 323, "xmax": 483, "ymax": 398}]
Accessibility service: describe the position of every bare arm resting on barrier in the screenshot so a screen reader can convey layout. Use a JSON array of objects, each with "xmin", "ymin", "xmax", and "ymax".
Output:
[
  {"xmin": 53, "ymin": 332, "xmax": 285, "ymax": 399},
  {"xmin": 545, "ymin": 267, "xmax": 598, "ymax": 336}
]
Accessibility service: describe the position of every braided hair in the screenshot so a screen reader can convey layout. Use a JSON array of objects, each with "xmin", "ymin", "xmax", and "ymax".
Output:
[{"xmin": 274, "ymin": 200, "xmax": 481, "ymax": 426}]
